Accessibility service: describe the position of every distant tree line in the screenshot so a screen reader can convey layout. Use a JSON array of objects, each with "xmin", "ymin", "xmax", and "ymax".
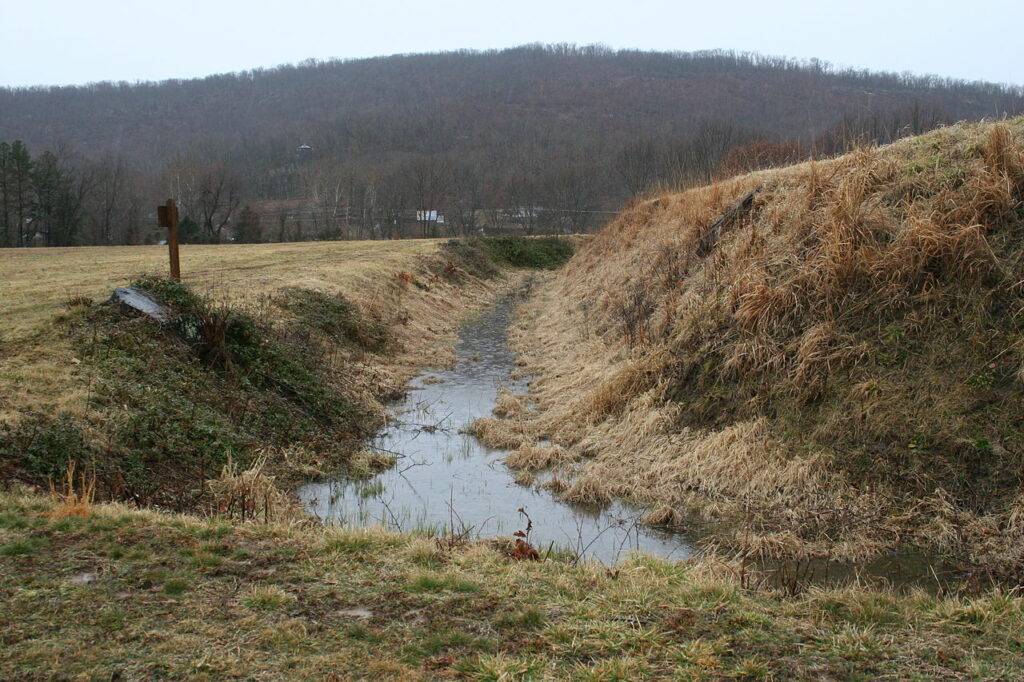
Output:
[
  {"xmin": 0, "ymin": 141, "xmax": 148, "ymax": 247},
  {"xmin": 1, "ymin": 46, "xmax": 1021, "ymax": 247}
]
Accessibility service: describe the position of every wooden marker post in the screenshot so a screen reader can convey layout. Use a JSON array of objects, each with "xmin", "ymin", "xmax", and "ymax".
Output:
[{"xmin": 157, "ymin": 199, "xmax": 181, "ymax": 282}]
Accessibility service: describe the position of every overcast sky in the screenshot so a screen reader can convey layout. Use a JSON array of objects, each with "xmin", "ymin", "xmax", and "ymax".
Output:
[{"xmin": 2, "ymin": 0, "xmax": 1021, "ymax": 88}]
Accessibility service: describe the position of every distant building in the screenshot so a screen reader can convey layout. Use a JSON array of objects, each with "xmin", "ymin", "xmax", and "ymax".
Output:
[{"xmin": 296, "ymin": 144, "xmax": 313, "ymax": 163}]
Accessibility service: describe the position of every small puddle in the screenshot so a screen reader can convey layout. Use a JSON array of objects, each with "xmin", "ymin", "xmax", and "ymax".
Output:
[{"xmin": 298, "ymin": 293, "xmax": 694, "ymax": 564}]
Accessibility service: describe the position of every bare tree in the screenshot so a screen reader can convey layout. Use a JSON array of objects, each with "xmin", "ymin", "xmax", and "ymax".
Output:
[
  {"xmin": 89, "ymin": 155, "xmax": 126, "ymax": 244},
  {"xmin": 302, "ymin": 162, "xmax": 346, "ymax": 240},
  {"xmin": 404, "ymin": 157, "xmax": 451, "ymax": 238},
  {"xmin": 616, "ymin": 137, "xmax": 660, "ymax": 196},
  {"xmin": 448, "ymin": 162, "xmax": 482, "ymax": 235},
  {"xmin": 162, "ymin": 156, "xmax": 241, "ymax": 242},
  {"xmin": 544, "ymin": 161, "xmax": 598, "ymax": 233},
  {"xmin": 196, "ymin": 164, "xmax": 241, "ymax": 243}
]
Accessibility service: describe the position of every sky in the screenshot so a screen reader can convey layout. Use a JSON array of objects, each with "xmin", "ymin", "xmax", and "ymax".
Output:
[{"xmin": 1, "ymin": 0, "xmax": 1021, "ymax": 88}]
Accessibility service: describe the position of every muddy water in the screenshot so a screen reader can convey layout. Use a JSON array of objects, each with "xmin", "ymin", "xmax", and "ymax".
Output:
[{"xmin": 298, "ymin": 295, "xmax": 694, "ymax": 564}]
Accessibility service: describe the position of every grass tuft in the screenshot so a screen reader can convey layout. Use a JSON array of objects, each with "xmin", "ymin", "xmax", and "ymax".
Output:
[{"xmin": 46, "ymin": 459, "xmax": 95, "ymax": 519}]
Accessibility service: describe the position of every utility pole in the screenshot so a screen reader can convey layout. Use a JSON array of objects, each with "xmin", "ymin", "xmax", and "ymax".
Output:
[{"xmin": 157, "ymin": 199, "xmax": 181, "ymax": 281}]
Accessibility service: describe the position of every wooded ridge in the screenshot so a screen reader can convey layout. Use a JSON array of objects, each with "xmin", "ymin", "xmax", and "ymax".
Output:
[{"xmin": 1, "ymin": 45, "xmax": 1021, "ymax": 246}]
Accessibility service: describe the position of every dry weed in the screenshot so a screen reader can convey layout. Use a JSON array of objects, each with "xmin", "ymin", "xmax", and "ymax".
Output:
[
  {"xmin": 506, "ymin": 444, "xmax": 567, "ymax": 471},
  {"xmin": 469, "ymin": 417, "xmax": 532, "ymax": 450},
  {"xmin": 46, "ymin": 460, "xmax": 96, "ymax": 519},
  {"xmin": 207, "ymin": 453, "xmax": 293, "ymax": 523}
]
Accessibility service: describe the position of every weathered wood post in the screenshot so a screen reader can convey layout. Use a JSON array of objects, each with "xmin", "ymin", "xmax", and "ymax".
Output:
[{"xmin": 157, "ymin": 199, "xmax": 181, "ymax": 282}]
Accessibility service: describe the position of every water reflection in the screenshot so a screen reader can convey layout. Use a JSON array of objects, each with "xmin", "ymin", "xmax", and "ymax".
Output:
[{"xmin": 298, "ymin": 295, "xmax": 694, "ymax": 564}]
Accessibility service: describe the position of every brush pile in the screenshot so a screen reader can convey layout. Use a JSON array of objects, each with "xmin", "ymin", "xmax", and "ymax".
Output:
[{"xmin": 500, "ymin": 119, "xmax": 1024, "ymax": 575}]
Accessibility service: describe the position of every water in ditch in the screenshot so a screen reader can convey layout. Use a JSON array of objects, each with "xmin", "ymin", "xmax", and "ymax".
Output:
[
  {"xmin": 297, "ymin": 294, "xmax": 694, "ymax": 564},
  {"xmin": 298, "ymin": 294, "xmax": 961, "ymax": 589}
]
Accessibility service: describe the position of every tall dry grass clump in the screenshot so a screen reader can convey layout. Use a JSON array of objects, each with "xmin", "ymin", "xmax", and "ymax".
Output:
[
  {"xmin": 502, "ymin": 118, "xmax": 1024, "ymax": 572},
  {"xmin": 47, "ymin": 460, "xmax": 96, "ymax": 519},
  {"xmin": 207, "ymin": 453, "xmax": 294, "ymax": 523}
]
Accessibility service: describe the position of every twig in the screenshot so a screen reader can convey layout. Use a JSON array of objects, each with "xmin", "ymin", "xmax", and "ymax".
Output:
[{"xmin": 364, "ymin": 442, "xmax": 407, "ymax": 459}]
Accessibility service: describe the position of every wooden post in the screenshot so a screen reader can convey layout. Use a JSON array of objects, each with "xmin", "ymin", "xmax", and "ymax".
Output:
[{"xmin": 157, "ymin": 199, "xmax": 181, "ymax": 282}]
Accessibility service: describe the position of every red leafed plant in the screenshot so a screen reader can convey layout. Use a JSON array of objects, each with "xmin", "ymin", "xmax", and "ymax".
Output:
[
  {"xmin": 511, "ymin": 538, "xmax": 540, "ymax": 561},
  {"xmin": 510, "ymin": 507, "xmax": 541, "ymax": 561}
]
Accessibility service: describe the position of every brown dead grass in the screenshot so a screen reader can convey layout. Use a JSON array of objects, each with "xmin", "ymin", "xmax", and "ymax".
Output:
[
  {"xmin": 498, "ymin": 118, "xmax": 1024, "ymax": 572},
  {"xmin": 468, "ymin": 417, "xmax": 532, "ymax": 450},
  {"xmin": 0, "ymin": 240, "xmax": 439, "ymax": 337},
  {"xmin": 505, "ymin": 443, "xmax": 569, "ymax": 471},
  {"xmin": 206, "ymin": 453, "xmax": 298, "ymax": 523},
  {"xmin": 46, "ymin": 460, "xmax": 96, "ymax": 519}
]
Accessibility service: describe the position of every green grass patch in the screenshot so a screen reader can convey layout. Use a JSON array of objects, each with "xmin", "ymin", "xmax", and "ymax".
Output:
[
  {"xmin": 162, "ymin": 578, "xmax": 191, "ymax": 596},
  {"xmin": 477, "ymin": 235, "xmax": 575, "ymax": 269},
  {"xmin": 442, "ymin": 235, "xmax": 575, "ymax": 278},
  {"xmin": 3, "ymin": 489, "xmax": 1024, "ymax": 680},
  {"xmin": 407, "ymin": 573, "xmax": 481, "ymax": 594},
  {"xmin": 341, "ymin": 624, "xmax": 381, "ymax": 643},
  {"xmin": 0, "ymin": 537, "xmax": 45, "ymax": 556},
  {"xmin": 322, "ymin": 535, "xmax": 379, "ymax": 556}
]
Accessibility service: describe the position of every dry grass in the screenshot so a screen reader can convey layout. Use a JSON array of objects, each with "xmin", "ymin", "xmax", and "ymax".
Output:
[
  {"xmin": 506, "ymin": 443, "xmax": 569, "ymax": 472},
  {"xmin": 45, "ymin": 460, "xmax": 96, "ymax": 519},
  {"xmin": 467, "ymin": 417, "xmax": 532, "ymax": 450},
  {"xmin": 497, "ymin": 118, "xmax": 1024, "ymax": 572},
  {"xmin": 0, "ymin": 240, "xmax": 439, "ymax": 336},
  {"xmin": 206, "ymin": 453, "xmax": 297, "ymax": 523}
]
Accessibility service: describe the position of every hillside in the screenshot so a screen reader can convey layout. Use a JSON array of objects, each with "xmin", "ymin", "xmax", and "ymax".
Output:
[
  {"xmin": 1, "ymin": 46, "xmax": 1022, "ymax": 247},
  {"xmin": 6, "ymin": 47, "xmax": 1020, "ymax": 164},
  {"xmin": 481, "ymin": 118, "xmax": 1024, "ymax": 578}
]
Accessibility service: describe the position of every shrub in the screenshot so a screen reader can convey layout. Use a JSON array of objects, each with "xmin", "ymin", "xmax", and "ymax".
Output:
[
  {"xmin": 477, "ymin": 236, "xmax": 574, "ymax": 269},
  {"xmin": 443, "ymin": 236, "xmax": 575, "ymax": 276}
]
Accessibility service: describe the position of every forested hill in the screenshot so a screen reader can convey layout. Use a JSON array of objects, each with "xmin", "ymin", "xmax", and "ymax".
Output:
[
  {"xmin": 1, "ymin": 45, "xmax": 1022, "ymax": 246},
  {"xmin": 4, "ymin": 46, "xmax": 1021, "ymax": 166}
]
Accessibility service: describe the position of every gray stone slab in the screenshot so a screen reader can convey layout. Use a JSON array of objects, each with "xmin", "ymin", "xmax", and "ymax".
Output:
[{"xmin": 108, "ymin": 286, "xmax": 171, "ymax": 322}]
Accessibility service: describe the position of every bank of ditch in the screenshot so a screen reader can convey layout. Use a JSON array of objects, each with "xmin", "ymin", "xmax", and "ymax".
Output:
[
  {"xmin": 475, "ymin": 119, "xmax": 1024, "ymax": 586},
  {"xmin": 0, "ymin": 237, "xmax": 571, "ymax": 514}
]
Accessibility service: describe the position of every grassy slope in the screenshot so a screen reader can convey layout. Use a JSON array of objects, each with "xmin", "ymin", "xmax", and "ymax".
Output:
[
  {"xmin": 3, "ymin": 488, "xmax": 1023, "ymax": 681},
  {"xmin": 0, "ymin": 240, "xmax": 439, "ymax": 425},
  {"xmin": 483, "ymin": 119, "xmax": 1024, "ymax": 572}
]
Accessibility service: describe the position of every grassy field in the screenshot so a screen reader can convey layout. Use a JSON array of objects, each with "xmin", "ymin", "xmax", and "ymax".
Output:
[
  {"xmin": 1, "ymin": 240, "xmax": 440, "ymax": 337},
  {"xmin": 3, "ymin": 487, "xmax": 1023, "ymax": 680}
]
